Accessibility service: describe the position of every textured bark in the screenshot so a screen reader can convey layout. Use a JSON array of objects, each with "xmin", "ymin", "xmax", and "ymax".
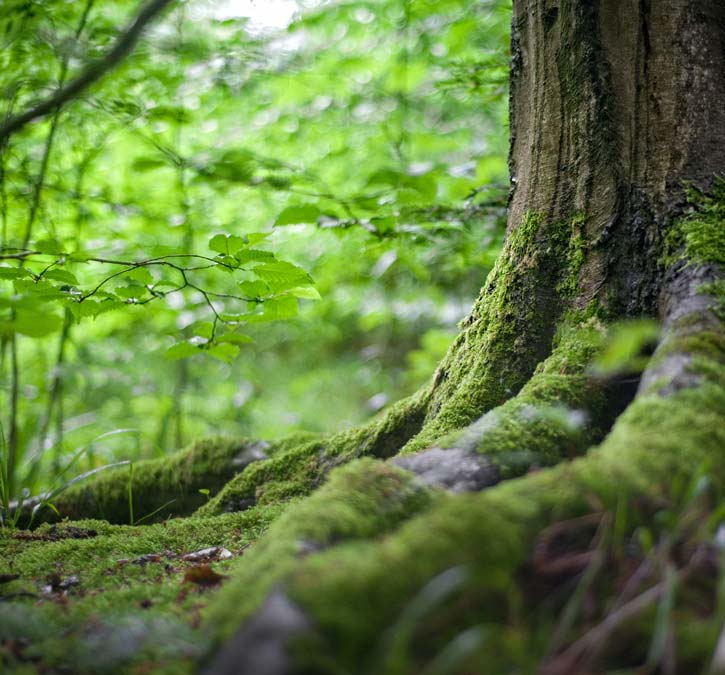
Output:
[{"xmin": 509, "ymin": 0, "xmax": 725, "ymax": 314}]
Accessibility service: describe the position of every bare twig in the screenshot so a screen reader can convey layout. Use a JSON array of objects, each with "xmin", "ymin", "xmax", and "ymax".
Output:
[{"xmin": 0, "ymin": 0, "xmax": 176, "ymax": 142}]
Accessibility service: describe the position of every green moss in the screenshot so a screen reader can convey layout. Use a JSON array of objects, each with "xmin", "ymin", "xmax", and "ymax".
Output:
[
  {"xmin": 194, "ymin": 439, "xmax": 324, "ymax": 517},
  {"xmin": 556, "ymin": 213, "xmax": 588, "ymax": 297},
  {"xmin": 663, "ymin": 182, "xmax": 725, "ymax": 267},
  {"xmin": 405, "ymin": 319, "xmax": 609, "ymax": 481},
  {"xmin": 0, "ymin": 505, "xmax": 286, "ymax": 674},
  {"xmin": 203, "ymin": 458, "xmax": 438, "ymax": 641},
  {"xmin": 255, "ymin": 347, "xmax": 725, "ymax": 673},
  {"xmin": 653, "ymin": 330, "xmax": 725, "ymax": 363},
  {"xmin": 34, "ymin": 436, "xmax": 255, "ymax": 526},
  {"xmin": 697, "ymin": 279, "xmax": 725, "ymax": 322},
  {"xmin": 196, "ymin": 390, "xmax": 430, "ymax": 517},
  {"xmin": 401, "ymin": 211, "xmax": 582, "ymax": 453}
]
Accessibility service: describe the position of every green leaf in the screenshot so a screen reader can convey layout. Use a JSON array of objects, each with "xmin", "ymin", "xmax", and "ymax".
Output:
[
  {"xmin": 188, "ymin": 321, "xmax": 214, "ymax": 340},
  {"xmin": 35, "ymin": 238, "xmax": 64, "ymax": 255},
  {"xmin": 256, "ymin": 295, "xmax": 298, "ymax": 321},
  {"xmin": 204, "ymin": 149, "xmax": 255, "ymax": 183},
  {"xmin": 216, "ymin": 332, "xmax": 253, "ymax": 345},
  {"xmin": 366, "ymin": 168, "xmax": 437, "ymax": 201},
  {"xmin": 218, "ymin": 313, "xmax": 248, "ymax": 323},
  {"xmin": 238, "ymin": 280, "xmax": 270, "ymax": 298},
  {"xmin": 11, "ymin": 310, "xmax": 64, "ymax": 338},
  {"xmin": 131, "ymin": 156, "xmax": 168, "ymax": 172},
  {"xmin": 244, "ymin": 232, "xmax": 272, "ymax": 245},
  {"xmin": 263, "ymin": 175, "xmax": 293, "ymax": 190},
  {"xmin": 115, "ymin": 286, "xmax": 146, "ymax": 300},
  {"xmin": 274, "ymin": 204, "xmax": 320, "ymax": 226},
  {"xmin": 209, "ymin": 234, "xmax": 246, "ymax": 255},
  {"xmin": 287, "ymin": 286, "xmax": 321, "ymax": 300},
  {"xmin": 164, "ymin": 341, "xmax": 200, "ymax": 360},
  {"xmin": 13, "ymin": 279, "xmax": 66, "ymax": 301},
  {"xmin": 43, "ymin": 269, "xmax": 78, "ymax": 284},
  {"xmin": 594, "ymin": 320, "xmax": 660, "ymax": 374},
  {"xmin": 0, "ymin": 266, "xmax": 32, "ymax": 280},
  {"xmin": 235, "ymin": 249, "xmax": 275, "ymax": 265},
  {"xmin": 72, "ymin": 299, "xmax": 125, "ymax": 320},
  {"xmin": 254, "ymin": 261, "xmax": 313, "ymax": 292},
  {"xmin": 124, "ymin": 267, "xmax": 154, "ymax": 285},
  {"xmin": 207, "ymin": 342, "xmax": 240, "ymax": 363}
]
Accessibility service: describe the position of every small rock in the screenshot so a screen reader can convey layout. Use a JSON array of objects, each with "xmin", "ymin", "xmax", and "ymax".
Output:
[
  {"xmin": 181, "ymin": 546, "xmax": 233, "ymax": 562},
  {"xmin": 232, "ymin": 441, "xmax": 271, "ymax": 469},
  {"xmin": 205, "ymin": 589, "xmax": 311, "ymax": 675},
  {"xmin": 43, "ymin": 573, "xmax": 80, "ymax": 594},
  {"xmin": 58, "ymin": 575, "xmax": 80, "ymax": 590},
  {"xmin": 391, "ymin": 447, "xmax": 499, "ymax": 493}
]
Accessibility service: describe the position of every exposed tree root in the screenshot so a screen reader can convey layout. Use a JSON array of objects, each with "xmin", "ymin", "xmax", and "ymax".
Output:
[
  {"xmin": 4, "ymin": 197, "xmax": 722, "ymax": 674},
  {"xmin": 203, "ymin": 263, "xmax": 724, "ymax": 674}
]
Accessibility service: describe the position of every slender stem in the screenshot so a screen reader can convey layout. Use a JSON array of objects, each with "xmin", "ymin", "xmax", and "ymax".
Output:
[
  {"xmin": 7, "ymin": 333, "xmax": 19, "ymax": 498},
  {"xmin": 36, "ymin": 312, "xmax": 72, "ymax": 472},
  {"xmin": 172, "ymin": 6, "xmax": 192, "ymax": 450}
]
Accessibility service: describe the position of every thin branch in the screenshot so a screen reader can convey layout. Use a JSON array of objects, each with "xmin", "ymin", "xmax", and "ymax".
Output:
[{"xmin": 0, "ymin": 0, "xmax": 176, "ymax": 142}]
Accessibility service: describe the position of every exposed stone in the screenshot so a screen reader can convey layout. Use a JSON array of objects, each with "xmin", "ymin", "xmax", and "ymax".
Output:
[
  {"xmin": 205, "ymin": 589, "xmax": 310, "ymax": 675},
  {"xmin": 391, "ymin": 447, "xmax": 499, "ymax": 493},
  {"xmin": 232, "ymin": 441, "xmax": 272, "ymax": 469}
]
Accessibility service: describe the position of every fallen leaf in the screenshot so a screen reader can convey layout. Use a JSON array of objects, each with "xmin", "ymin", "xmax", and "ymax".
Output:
[{"xmin": 183, "ymin": 564, "xmax": 224, "ymax": 586}]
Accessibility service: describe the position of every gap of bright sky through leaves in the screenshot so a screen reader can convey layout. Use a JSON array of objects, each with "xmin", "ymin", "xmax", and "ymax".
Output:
[{"xmin": 204, "ymin": 0, "xmax": 312, "ymax": 30}]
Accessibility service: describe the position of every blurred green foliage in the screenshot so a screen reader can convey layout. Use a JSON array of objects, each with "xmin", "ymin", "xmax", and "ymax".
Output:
[{"xmin": 0, "ymin": 0, "xmax": 510, "ymax": 499}]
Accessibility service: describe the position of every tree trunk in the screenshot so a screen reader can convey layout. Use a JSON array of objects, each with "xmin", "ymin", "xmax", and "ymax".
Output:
[
  {"xmin": 6, "ymin": 1, "xmax": 724, "ymax": 673},
  {"xmin": 199, "ymin": 2, "xmax": 724, "ymax": 672},
  {"xmin": 508, "ymin": 0, "xmax": 725, "ymax": 314}
]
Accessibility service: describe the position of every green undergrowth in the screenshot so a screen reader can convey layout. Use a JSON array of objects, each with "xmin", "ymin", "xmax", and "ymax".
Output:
[
  {"xmin": 34, "ymin": 209, "xmax": 598, "ymax": 526},
  {"xmin": 4, "ymin": 203, "xmax": 723, "ymax": 673},
  {"xmin": 0, "ymin": 504, "xmax": 287, "ymax": 673}
]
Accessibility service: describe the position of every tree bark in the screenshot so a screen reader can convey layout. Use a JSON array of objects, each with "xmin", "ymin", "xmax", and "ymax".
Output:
[{"xmin": 508, "ymin": 0, "xmax": 725, "ymax": 315}]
